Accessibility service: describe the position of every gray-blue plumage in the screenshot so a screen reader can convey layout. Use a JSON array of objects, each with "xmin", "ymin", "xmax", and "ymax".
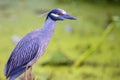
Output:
[{"xmin": 5, "ymin": 8, "xmax": 76, "ymax": 80}]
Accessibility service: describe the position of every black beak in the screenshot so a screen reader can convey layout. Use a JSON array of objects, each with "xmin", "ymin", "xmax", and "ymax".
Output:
[{"xmin": 63, "ymin": 14, "xmax": 77, "ymax": 20}]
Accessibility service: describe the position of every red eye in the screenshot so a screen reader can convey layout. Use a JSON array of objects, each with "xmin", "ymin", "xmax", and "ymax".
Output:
[{"xmin": 57, "ymin": 13, "xmax": 62, "ymax": 16}]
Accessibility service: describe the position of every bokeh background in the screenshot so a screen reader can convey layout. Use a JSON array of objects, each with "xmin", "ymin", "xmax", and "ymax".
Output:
[{"xmin": 0, "ymin": 0, "xmax": 120, "ymax": 80}]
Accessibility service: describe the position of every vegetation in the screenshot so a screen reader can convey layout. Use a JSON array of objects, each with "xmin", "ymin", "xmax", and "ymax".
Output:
[
  {"xmin": 0, "ymin": 0, "xmax": 120, "ymax": 80},
  {"xmin": 55, "ymin": 0, "xmax": 120, "ymax": 4}
]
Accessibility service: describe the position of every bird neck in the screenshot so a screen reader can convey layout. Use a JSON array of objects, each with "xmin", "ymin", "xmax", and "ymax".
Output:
[{"xmin": 43, "ymin": 17, "xmax": 56, "ymax": 32}]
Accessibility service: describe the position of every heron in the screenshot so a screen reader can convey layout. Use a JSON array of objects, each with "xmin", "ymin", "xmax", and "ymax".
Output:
[{"xmin": 4, "ymin": 8, "xmax": 77, "ymax": 80}]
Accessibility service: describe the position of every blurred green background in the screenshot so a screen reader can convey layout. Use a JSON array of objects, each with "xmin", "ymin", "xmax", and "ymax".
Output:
[{"xmin": 0, "ymin": 0, "xmax": 120, "ymax": 80}]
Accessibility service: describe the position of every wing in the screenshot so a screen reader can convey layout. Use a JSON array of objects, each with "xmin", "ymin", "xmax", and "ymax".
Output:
[{"xmin": 5, "ymin": 35, "xmax": 39, "ymax": 78}]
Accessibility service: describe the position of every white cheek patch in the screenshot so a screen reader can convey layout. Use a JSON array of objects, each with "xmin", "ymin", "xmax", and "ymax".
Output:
[{"xmin": 51, "ymin": 13, "xmax": 59, "ymax": 17}]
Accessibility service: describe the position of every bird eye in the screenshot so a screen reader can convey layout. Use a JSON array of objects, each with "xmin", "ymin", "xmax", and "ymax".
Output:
[{"xmin": 57, "ymin": 13, "xmax": 62, "ymax": 16}]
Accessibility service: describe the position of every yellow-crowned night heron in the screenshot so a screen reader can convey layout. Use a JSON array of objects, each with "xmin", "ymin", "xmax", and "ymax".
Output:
[{"xmin": 5, "ymin": 8, "xmax": 77, "ymax": 80}]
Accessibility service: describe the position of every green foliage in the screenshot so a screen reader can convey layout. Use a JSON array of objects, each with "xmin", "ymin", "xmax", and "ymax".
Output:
[
  {"xmin": 73, "ymin": 23, "xmax": 115, "ymax": 67},
  {"xmin": 55, "ymin": 0, "xmax": 120, "ymax": 4},
  {"xmin": 113, "ymin": 16, "xmax": 120, "ymax": 27}
]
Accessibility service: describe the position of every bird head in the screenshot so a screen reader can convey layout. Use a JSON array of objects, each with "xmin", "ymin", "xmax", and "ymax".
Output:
[{"xmin": 46, "ymin": 8, "xmax": 77, "ymax": 21}]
